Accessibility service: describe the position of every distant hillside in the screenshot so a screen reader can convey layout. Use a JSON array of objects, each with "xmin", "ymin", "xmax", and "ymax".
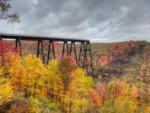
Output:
[{"xmin": 91, "ymin": 41, "xmax": 150, "ymax": 82}]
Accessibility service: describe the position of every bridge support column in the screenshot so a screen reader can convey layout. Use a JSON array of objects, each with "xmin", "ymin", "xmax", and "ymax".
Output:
[
  {"xmin": 0, "ymin": 39, "xmax": 4, "ymax": 64},
  {"xmin": 62, "ymin": 41, "xmax": 78, "ymax": 64},
  {"xmin": 62, "ymin": 41, "xmax": 69, "ymax": 56},
  {"xmin": 15, "ymin": 39, "xmax": 22, "ymax": 56},
  {"xmin": 37, "ymin": 40, "xmax": 45, "ymax": 63},
  {"xmin": 47, "ymin": 40, "xmax": 55, "ymax": 64},
  {"xmin": 78, "ymin": 42, "xmax": 93, "ymax": 75},
  {"xmin": 37, "ymin": 40, "xmax": 55, "ymax": 64},
  {"xmin": 71, "ymin": 41, "xmax": 78, "ymax": 63}
]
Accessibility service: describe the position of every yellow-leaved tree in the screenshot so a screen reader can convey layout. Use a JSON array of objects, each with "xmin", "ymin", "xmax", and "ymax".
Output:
[
  {"xmin": 0, "ymin": 67, "xmax": 13, "ymax": 106},
  {"xmin": 8, "ymin": 54, "xmax": 48, "ymax": 97},
  {"xmin": 47, "ymin": 58, "xmax": 93, "ymax": 113}
]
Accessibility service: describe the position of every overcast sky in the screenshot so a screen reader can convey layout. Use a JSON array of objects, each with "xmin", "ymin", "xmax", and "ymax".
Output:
[{"xmin": 0, "ymin": 0, "xmax": 150, "ymax": 42}]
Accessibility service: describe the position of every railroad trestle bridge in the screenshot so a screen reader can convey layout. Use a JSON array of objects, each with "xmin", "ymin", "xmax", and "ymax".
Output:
[{"xmin": 0, "ymin": 33, "xmax": 93, "ymax": 75}]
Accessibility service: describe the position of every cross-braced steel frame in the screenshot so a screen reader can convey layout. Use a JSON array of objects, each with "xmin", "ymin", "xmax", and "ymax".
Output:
[{"xmin": 0, "ymin": 33, "xmax": 94, "ymax": 75}]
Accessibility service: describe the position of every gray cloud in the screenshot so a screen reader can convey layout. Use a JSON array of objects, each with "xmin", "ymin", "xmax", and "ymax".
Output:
[{"xmin": 0, "ymin": 0, "xmax": 150, "ymax": 42}]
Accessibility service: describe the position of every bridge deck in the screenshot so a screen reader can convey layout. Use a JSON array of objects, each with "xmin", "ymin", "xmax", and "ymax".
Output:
[{"xmin": 0, "ymin": 33, "xmax": 89, "ymax": 43}]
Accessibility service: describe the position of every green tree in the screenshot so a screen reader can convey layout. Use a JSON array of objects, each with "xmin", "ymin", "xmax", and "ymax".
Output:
[{"xmin": 0, "ymin": 0, "xmax": 19, "ymax": 22}]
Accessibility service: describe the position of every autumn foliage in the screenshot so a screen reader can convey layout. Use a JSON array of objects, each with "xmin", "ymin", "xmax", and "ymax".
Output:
[
  {"xmin": 90, "ymin": 79, "xmax": 150, "ymax": 113},
  {"xmin": 0, "ymin": 40, "xmax": 149, "ymax": 113},
  {"xmin": 0, "ymin": 54, "xmax": 94, "ymax": 113},
  {"xmin": 96, "ymin": 41, "xmax": 141, "ymax": 67}
]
